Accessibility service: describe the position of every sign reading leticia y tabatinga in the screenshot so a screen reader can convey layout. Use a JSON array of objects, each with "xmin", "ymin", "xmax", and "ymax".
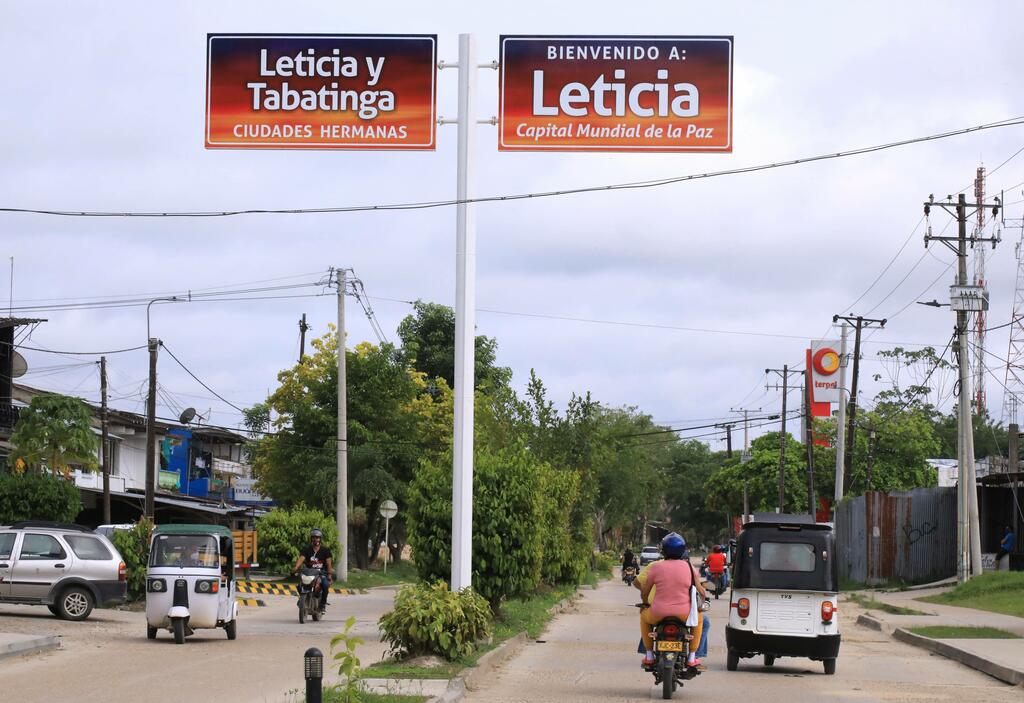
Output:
[
  {"xmin": 205, "ymin": 34, "xmax": 437, "ymax": 149},
  {"xmin": 499, "ymin": 36, "xmax": 732, "ymax": 152}
]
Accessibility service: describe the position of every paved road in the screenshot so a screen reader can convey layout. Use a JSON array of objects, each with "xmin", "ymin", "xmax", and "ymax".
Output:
[
  {"xmin": 464, "ymin": 577, "xmax": 1021, "ymax": 702},
  {"xmin": 0, "ymin": 588, "xmax": 396, "ymax": 703}
]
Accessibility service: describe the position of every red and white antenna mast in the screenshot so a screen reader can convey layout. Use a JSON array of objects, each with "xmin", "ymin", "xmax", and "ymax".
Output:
[{"xmin": 973, "ymin": 166, "xmax": 987, "ymax": 413}]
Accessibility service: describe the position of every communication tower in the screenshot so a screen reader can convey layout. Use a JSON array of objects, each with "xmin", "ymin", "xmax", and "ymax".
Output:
[{"xmin": 973, "ymin": 166, "xmax": 988, "ymax": 413}]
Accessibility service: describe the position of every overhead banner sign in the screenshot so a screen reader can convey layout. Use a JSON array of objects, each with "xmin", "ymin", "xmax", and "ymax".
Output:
[
  {"xmin": 498, "ymin": 35, "xmax": 732, "ymax": 152},
  {"xmin": 206, "ymin": 34, "xmax": 437, "ymax": 149},
  {"xmin": 809, "ymin": 340, "xmax": 842, "ymax": 405}
]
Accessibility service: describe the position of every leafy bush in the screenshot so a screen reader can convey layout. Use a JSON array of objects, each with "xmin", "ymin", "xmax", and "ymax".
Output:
[
  {"xmin": 537, "ymin": 465, "xmax": 588, "ymax": 586},
  {"xmin": 408, "ymin": 443, "xmax": 543, "ymax": 610},
  {"xmin": 111, "ymin": 520, "xmax": 153, "ymax": 601},
  {"xmin": 378, "ymin": 581, "xmax": 491, "ymax": 661},
  {"xmin": 0, "ymin": 473, "xmax": 81, "ymax": 523},
  {"xmin": 594, "ymin": 550, "xmax": 617, "ymax": 575},
  {"xmin": 257, "ymin": 504, "xmax": 339, "ymax": 575}
]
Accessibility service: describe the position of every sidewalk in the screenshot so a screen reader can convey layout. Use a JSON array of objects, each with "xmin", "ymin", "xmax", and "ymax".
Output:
[
  {"xmin": 854, "ymin": 587, "xmax": 1024, "ymax": 686},
  {"xmin": 0, "ymin": 633, "xmax": 59, "ymax": 661}
]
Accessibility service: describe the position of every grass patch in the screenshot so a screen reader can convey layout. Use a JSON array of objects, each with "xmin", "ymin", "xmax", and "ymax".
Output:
[
  {"xmin": 362, "ymin": 581, "xmax": 582, "ymax": 680},
  {"xmin": 917, "ymin": 572, "xmax": 1024, "ymax": 619},
  {"xmin": 908, "ymin": 625, "xmax": 1021, "ymax": 639},
  {"xmin": 845, "ymin": 592, "xmax": 931, "ymax": 616}
]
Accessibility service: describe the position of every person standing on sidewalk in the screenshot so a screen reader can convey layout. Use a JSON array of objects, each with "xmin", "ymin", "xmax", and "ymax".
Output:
[{"xmin": 996, "ymin": 525, "xmax": 1015, "ymax": 569}]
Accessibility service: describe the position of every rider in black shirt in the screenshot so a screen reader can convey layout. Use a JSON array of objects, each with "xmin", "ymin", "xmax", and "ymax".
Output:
[{"xmin": 292, "ymin": 529, "xmax": 334, "ymax": 612}]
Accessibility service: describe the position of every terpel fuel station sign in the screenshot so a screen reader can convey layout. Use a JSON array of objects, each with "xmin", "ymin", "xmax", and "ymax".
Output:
[
  {"xmin": 205, "ymin": 34, "xmax": 437, "ymax": 149},
  {"xmin": 498, "ymin": 36, "xmax": 733, "ymax": 152}
]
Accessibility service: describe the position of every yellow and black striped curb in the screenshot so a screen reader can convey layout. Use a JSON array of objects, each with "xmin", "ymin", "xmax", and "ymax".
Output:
[
  {"xmin": 236, "ymin": 582, "xmax": 368, "ymax": 596},
  {"xmin": 235, "ymin": 597, "xmax": 267, "ymax": 607}
]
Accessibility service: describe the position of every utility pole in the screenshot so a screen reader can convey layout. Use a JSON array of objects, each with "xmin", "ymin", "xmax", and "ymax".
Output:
[
  {"xmin": 336, "ymin": 269, "xmax": 348, "ymax": 583},
  {"xmin": 804, "ymin": 371, "xmax": 816, "ymax": 517},
  {"xmin": 1010, "ymin": 423, "xmax": 1020, "ymax": 474},
  {"xmin": 100, "ymin": 356, "xmax": 110, "ymax": 524},
  {"xmin": 145, "ymin": 338, "xmax": 158, "ymax": 520},
  {"xmin": 299, "ymin": 313, "xmax": 309, "ymax": 363},
  {"xmin": 834, "ymin": 323, "xmax": 850, "ymax": 508},
  {"xmin": 832, "ymin": 314, "xmax": 886, "ymax": 495},
  {"xmin": 924, "ymin": 192, "xmax": 1000, "ymax": 581},
  {"xmin": 766, "ymin": 367, "xmax": 805, "ymax": 513},
  {"xmin": 731, "ymin": 407, "xmax": 761, "ymax": 520},
  {"xmin": 724, "ymin": 423, "xmax": 733, "ymax": 458}
]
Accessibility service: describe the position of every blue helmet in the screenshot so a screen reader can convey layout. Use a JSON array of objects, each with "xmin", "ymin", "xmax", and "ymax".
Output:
[{"xmin": 661, "ymin": 532, "xmax": 686, "ymax": 559}]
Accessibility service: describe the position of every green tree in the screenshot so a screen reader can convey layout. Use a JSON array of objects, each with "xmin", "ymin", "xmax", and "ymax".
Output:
[
  {"xmin": 0, "ymin": 472, "xmax": 81, "ymax": 523},
  {"xmin": 705, "ymin": 432, "xmax": 809, "ymax": 515},
  {"xmin": 397, "ymin": 300, "xmax": 512, "ymax": 391},
  {"xmin": 663, "ymin": 440, "xmax": 730, "ymax": 546},
  {"xmin": 11, "ymin": 394, "xmax": 98, "ymax": 477}
]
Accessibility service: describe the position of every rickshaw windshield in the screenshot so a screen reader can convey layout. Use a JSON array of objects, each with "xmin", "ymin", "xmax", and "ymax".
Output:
[{"xmin": 150, "ymin": 534, "xmax": 219, "ymax": 568}]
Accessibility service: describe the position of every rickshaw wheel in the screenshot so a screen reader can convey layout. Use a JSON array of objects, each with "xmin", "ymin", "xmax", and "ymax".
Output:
[
  {"xmin": 823, "ymin": 659, "xmax": 836, "ymax": 675},
  {"xmin": 764, "ymin": 655, "xmax": 775, "ymax": 667},
  {"xmin": 726, "ymin": 650, "xmax": 739, "ymax": 671},
  {"xmin": 225, "ymin": 619, "xmax": 237, "ymax": 640},
  {"xmin": 172, "ymin": 618, "xmax": 185, "ymax": 644},
  {"xmin": 147, "ymin": 626, "xmax": 157, "ymax": 640}
]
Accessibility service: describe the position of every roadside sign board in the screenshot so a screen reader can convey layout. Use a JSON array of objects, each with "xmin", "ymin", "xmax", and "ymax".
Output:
[
  {"xmin": 379, "ymin": 500, "xmax": 398, "ymax": 518},
  {"xmin": 498, "ymin": 35, "xmax": 732, "ymax": 152},
  {"xmin": 809, "ymin": 340, "xmax": 842, "ymax": 405},
  {"xmin": 206, "ymin": 34, "xmax": 437, "ymax": 150},
  {"xmin": 232, "ymin": 478, "xmax": 273, "ymax": 505}
]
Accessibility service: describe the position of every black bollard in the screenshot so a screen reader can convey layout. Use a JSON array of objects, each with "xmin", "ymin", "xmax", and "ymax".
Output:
[{"xmin": 304, "ymin": 647, "xmax": 323, "ymax": 703}]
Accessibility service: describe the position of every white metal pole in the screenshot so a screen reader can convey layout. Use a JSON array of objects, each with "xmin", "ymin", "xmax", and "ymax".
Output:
[
  {"xmin": 834, "ymin": 323, "xmax": 849, "ymax": 508},
  {"xmin": 451, "ymin": 33, "xmax": 477, "ymax": 592},
  {"xmin": 964, "ymin": 378, "xmax": 983, "ymax": 576},
  {"xmin": 384, "ymin": 516, "xmax": 390, "ymax": 575},
  {"xmin": 337, "ymin": 268, "xmax": 348, "ymax": 583},
  {"xmin": 957, "ymin": 331, "xmax": 970, "ymax": 582}
]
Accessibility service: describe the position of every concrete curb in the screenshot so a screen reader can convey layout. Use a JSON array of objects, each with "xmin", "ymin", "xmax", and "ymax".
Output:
[
  {"xmin": 0, "ymin": 634, "xmax": 60, "ymax": 661},
  {"xmin": 892, "ymin": 628, "xmax": 1024, "ymax": 687},
  {"xmin": 855, "ymin": 613, "xmax": 890, "ymax": 633}
]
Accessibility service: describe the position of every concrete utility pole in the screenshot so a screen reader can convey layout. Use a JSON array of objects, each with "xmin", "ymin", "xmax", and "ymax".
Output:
[
  {"xmin": 299, "ymin": 313, "xmax": 309, "ymax": 363},
  {"xmin": 805, "ymin": 372, "xmax": 816, "ymax": 516},
  {"xmin": 924, "ymin": 192, "xmax": 1000, "ymax": 581},
  {"xmin": 336, "ymin": 268, "xmax": 348, "ymax": 583},
  {"xmin": 731, "ymin": 407, "xmax": 761, "ymax": 520},
  {"xmin": 100, "ymin": 356, "xmax": 110, "ymax": 524},
  {"xmin": 145, "ymin": 338, "xmax": 158, "ymax": 519},
  {"xmin": 834, "ymin": 323, "xmax": 850, "ymax": 508},
  {"xmin": 832, "ymin": 315, "xmax": 886, "ymax": 496},
  {"xmin": 766, "ymin": 367, "xmax": 805, "ymax": 513}
]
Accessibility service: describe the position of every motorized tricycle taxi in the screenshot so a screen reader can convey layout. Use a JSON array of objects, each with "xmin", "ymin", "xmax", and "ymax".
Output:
[{"xmin": 145, "ymin": 524, "xmax": 238, "ymax": 644}]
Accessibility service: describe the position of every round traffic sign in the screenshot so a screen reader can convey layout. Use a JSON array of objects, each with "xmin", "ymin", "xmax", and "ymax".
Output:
[{"xmin": 379, "ymin": 500, "xmax": 398, "ymax": 519}]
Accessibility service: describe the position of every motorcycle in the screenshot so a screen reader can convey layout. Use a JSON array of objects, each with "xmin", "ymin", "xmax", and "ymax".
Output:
[
  {"xmin": 297, "ymin": 567, "xmax": 324, "ymax": 623},
  {"xmin": 623, "ymin": 565, "xmax": 638, "ymax": 586},
  {"xmin": 638, "ymin": 604, "xmax": 701, "ymax": 700},
  {"xmin": 700, "ymin": 558, "xmax": 725, "ymax": 599}
]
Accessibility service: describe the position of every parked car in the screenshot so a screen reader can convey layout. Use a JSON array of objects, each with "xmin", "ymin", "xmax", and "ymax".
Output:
[
  {"xmin": 639, "ymin": 545, "xmax": 662, "ymax": 566},
  {"xmin": 0, "ymin": 521, "xmax": 127, "ymax": 620}
]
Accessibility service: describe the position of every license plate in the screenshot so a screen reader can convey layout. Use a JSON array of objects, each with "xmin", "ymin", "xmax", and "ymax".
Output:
[{"xmin": 656, "ymin": 641, "xmax": 683, "ymax": 652}]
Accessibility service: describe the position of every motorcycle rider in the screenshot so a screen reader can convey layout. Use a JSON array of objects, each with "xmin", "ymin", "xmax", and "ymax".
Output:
[
  {"xmin": 706, "ymin": 544, "xmax": 727, "ymax": 593},
  {"xmin": 622, "ymin": 546, "xmax": 638, "ymax": 582},
  {"xmin": 292, "ymin": 528, "xmax": 334, "ymax": 614},
  {"xmin": 638, "ymin": 532, "xmax": 706, "ymax": 668}
]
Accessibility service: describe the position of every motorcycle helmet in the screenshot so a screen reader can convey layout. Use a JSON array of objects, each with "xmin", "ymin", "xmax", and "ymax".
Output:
[
  {"xmin": 660, "ymin": 532, "xmax": 687, "ymax": 559},
  {"xmin": 310, "ymin": 529, "xmax": 323, "ymax": 539},
  {"xmin": 712, "ymin": 544, "xmax": 722, "ymax": 553}
]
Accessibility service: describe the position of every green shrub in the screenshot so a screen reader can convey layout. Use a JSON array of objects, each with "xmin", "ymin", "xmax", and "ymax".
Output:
[
  {"xmin": 111, "ymin": 520, "xmax": 153, "ymax": 601},
  {"xmin": 378, "ymin": 581, "xmax": 491, "ymax": 661},
  {"xmin": 0, "ymin": 472, "xmax": 81, "ymax": 523},
  {"xmin": 594, "ymin": 551, "xmax": 617, "ymax": 574},
  {"xmin": 537, "ymin": 465, "xmax": 588, "ymax": 586},
  {"xmin": 257, "ymin": 504, "xmax": 339, "ymax": 575},
  {"xmin": 408, "ymin": 443, "xmax": 543, "ymax": 610}
]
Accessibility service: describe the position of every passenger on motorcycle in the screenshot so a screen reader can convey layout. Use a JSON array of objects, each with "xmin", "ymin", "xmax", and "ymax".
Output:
[
  {"xmin": 638, "ymin": 533, "xmax": 706, "ymax": 668},
  {"xmin": 707, "ymin": 544, "xmax": 728, "ymax": 589},
  {"xmin": 292, "ymin": 529, "xmax": 334, "ymax": 613}
]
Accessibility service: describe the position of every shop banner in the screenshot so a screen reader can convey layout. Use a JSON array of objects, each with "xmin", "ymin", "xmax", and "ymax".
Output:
[
  {"xmin": 206, "ymin": 34, "xmax": 437, "ymax": 149},
  {"xmin": 498, "ymin": 35, "xmax": 732, "ymax": 152}
]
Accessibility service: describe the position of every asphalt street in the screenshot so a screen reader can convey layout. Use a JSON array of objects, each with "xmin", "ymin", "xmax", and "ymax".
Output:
[
  {"xmin": 463, "ymin": 576, "xmax": 1022, "ymax": 703},
  {"xmin": 0, "ymin": 587, "xmax": 397, "ymax": 703}
]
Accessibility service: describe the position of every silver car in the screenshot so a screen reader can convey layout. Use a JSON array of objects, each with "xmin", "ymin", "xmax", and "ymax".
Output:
[{"xmin": 0, "ymin": 521, "xmax": 127, "ymax": 620}]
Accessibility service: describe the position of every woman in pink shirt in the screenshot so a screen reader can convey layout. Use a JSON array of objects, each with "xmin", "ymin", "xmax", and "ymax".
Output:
[{"xmin": 639, "ymin": 532, "xmax": 705, "ymax": 667}]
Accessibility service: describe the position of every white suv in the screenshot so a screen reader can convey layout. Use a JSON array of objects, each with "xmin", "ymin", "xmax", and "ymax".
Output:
[{"xmin": 0, "ymin": 521, "xmax": 127, "ymax": 620}]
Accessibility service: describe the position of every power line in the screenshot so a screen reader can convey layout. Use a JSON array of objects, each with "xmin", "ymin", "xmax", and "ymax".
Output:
[
  {"xmin": 2, "ymin": 116, "xmax": 1022, "ymax": 219},
  {"xmin": 843, "ymin": 216, "xmax": 924, "ymax": 313},
  {"xmin": 4, "ymin": 341, "xmax": 148, "ymax": 356},
  {"xmin": 158, "ymin": 342, "xmax": 245, "ymax": 413}
]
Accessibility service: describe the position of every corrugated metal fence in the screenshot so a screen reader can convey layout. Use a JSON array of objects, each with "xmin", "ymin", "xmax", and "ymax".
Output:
[{"xmin": 835, "ymin": 487, "xmax": 956, "ymax": 585}]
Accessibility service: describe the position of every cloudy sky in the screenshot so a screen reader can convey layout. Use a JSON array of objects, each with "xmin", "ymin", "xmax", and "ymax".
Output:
[{"xmin": 3, "ymin": 2, "xmax": 1023, "ymax": 450}]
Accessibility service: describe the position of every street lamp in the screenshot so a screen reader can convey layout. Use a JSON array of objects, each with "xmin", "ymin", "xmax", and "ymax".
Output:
[
  {"xmin": 146, "ymin": 296, "xmax": 182, "ymax": 342},
  {"xmin": 144, "ymin": 296, "xmax": 182, "ymax": 519}
]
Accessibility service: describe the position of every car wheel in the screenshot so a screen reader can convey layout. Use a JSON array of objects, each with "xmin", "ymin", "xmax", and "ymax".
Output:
[
  {"xmin": 57, "ymin": 586, "xmax": 94, "ymax": 621},
  {"xmin": 727, "ymin": 649, "xmax": 739, "ymax": 671},
  {"xmin": 764, "ymin": 654, "xmax": 775, "ymax": 667},
  {"xmin": 147, "ymin": 626, "xmax": 158, "ymax": 640},
  {"xmin": 823, "ymin": 658, "xmax": 836, "ymax": 675},
  {"xmin": 225, "ymin": 619, "xmax": 237, "ymax": 640}
]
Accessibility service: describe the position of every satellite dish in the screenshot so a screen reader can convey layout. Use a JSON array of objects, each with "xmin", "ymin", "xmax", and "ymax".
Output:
[
  {"xmin": 11, "ymin": 352, "xmax": 27, "ymax": 379},
  {"xmin": 179, "ymin": 407, "xmax": 197, "ymax": 425}
]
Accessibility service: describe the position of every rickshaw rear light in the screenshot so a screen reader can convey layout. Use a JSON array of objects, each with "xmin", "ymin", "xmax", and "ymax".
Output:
[
  {"xmin": 821, "ymin": 600, "xmax": 835, "ymax": 622},
  {"xmin": 118, "ymin": 561, "xmax": 126, "ymax": 582},
  {"xmin": 737, "ymin": 597, "xmax": 750, "ymax": 618}
]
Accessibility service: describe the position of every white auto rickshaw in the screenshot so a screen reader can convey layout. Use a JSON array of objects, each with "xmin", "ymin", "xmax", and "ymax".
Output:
[{"xmin": 145, "ymin": 524, "xmax": 238, "ymax": 644}]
